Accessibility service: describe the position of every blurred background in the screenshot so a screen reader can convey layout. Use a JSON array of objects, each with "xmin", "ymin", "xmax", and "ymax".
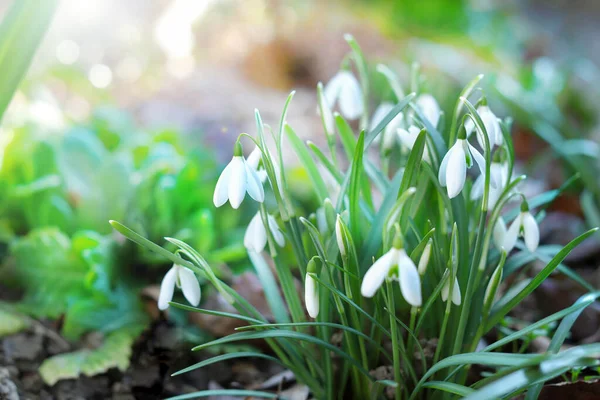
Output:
[{"xmin": 1, "ymin": 0, "xmax": 600, "ymax": 398}]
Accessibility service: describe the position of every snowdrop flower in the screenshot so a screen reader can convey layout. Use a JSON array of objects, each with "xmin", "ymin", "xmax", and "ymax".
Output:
[
  {"xmin": 438, "ymin": 135, "xmax": 485, "ymax": 199},
  {"xmin": 397, "ymin": 125, "xmax": 430, "ymax": 162},
  {"xmin": 417, "ymin": 239, "xmax": 432, "ymax": 275},
  {"xmin": 158, "ymin": 264, "xmax": 201, "ymax": 310},
  {"xmin": 214, "ymin": 142, "xmax": 265, "ymax": 209},
  {"xmin": 502, "ymin": 202, "xmax": 539, "ymax": 252},
  {"xmin": 246, "ymin": 146, "xmax": 267, "ymax": 183},
  {"xmin": 370, "ymin": 102, "xmax": 404, "ymax": 150},
  {"xmin": 244, "ymin": 212, "xmax": 285, "ymax": 253},
  {"xmin": 465, "ymin": 104, "xmax": 502, "ymax": 149},
  {"xmin": 441, "ymin": 274, "xmax": 461, "ymax": 306},
  {"xmin": 416, "ymin": 94, "xmax": 441, "ymax": 128},
  {"xmin": 470, "ymin": 162, "xmax": 508, "ymax": 208},
  {"xmin": 361, "ymin": 242, "xmax": 422, "ymax": 307},
  {"xmin": 305, "ymin": 259, "xmax": 319, "ymax": 318},
  {"xmin": 493, "ymin": 217, "xmax": 507, "ymax": 251},
  {"xmin": 335, "ymin": 215, "xmax": 347, "ymax": 258},
  {"xmin": 317, "ymin": 82, "xmax": 335, "ymax": 136},
  {"xmin": 324, "ymin": 70, "xmax": 363, "ymax": 120}
]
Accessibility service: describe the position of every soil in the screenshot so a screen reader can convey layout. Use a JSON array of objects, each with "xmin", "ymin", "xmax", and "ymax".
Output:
[{"xmin": 0, "ymin": 319, "xmax": 285, "ymax": 400}]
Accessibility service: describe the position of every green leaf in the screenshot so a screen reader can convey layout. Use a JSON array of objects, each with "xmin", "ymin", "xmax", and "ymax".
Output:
[
  {"xmin": 0, "ymin": 0, "xmax": 58, "ymax": 121},
  {"xmin": 284, "ymin": 124, "xmax": 329, "ymax": 203},
  {"xmin": 349, "ymin": 131, "xmax": 365, "ymax": 243},
  {"xmin": 248, "ymin": 251, "xmax": 290, "ymax": 324},
  {"xmin": 166, "ymin": 390, "xmax": 282, "ymax": 400},
  {"xmin": 39, "ymin": 327, "xmax": 143, "ymax": 386},
  {"xmin": 365, "ymin": 93, "xmax": 416, "ymax": 147},
  {"xmin": 172, "ymin": 352, "xmax": 279, "ymax": 376},
  {"xmin": 0, "ymin": 306, "xmax": 30, "ymax": 337},
  {"xmin": 422, "ymin": 381, "xmax": 475, "ymax": 396},
  {"xmin": 486, "ymin": 228, "xmax": 598, "ymax": 330}
]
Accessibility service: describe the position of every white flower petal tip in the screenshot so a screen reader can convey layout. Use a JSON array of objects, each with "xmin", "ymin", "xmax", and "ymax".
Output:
[
  {"xmin": 493, "ymin": 217, "xmax": 507, "ymax": 251},
  {"xmin": 418, "ymin": 241, "xmax": 432, "ymax": 275},
  {"xmin": 244, "ymin": 212, "xmax": 285, "ymax": 253},
  {"xmin": 361, "ymin": 249, "xmax": 397, "ymax": 298},
  {"xmin": 324, "ymin": 70, "xmax": 363, "ymax": 120},
  {"xmin": 305, "ymin": 273, "xmax": 319, "ymax": 319},
  {"xmin": 398, "ymin": 250, "xmax": 422, "ymax": 307},
  {"xmin": 502, "ymin": 211, "xmax": 539, "ymax": 253},
  {"xmin": 416, "ymin": 94, "xmax": 441, "ymax": 128},
  {"xmin": 158, "ymin": 265, "xmax": 201, "ymax": 310},
  {"xmin": 445, "ymin": 141, "xmax": 467, "ymax": 198},
  {"xmin": 441, "ymin": 276, "xmax": 461, "ymax": 306},
  {"xmin": 464, "ymin": 105, "xmax": 501, "ymax": 150},
  {"xmin": 213, "ymin": 154, "xmax": 265, "ymax": 209}
]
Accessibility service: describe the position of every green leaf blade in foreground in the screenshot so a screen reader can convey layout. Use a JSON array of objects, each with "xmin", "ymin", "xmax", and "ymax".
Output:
[
  {"xmin": 365, "ymin": 93, "xmax": 416, "ymax": 147},
  {"xmin": 0, "ymin": 0, "xmax": 58, "ymax": 121},
  {"xmin": 349, "ymin": 131, "xmax": 365, "ymax": 243},
  {"xmin": 166, "ymin": 389, "xmax": 282, "ymax": 400},
  {"xmin": 486, "ymin": 228, "xmax": 598, "ymax": 330},
  {"xmin": 172, "ymin": 352, "xmax": 279, "ymax": 376}
]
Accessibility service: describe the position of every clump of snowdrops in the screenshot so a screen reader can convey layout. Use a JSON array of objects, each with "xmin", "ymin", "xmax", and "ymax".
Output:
[{"xmin": 111, "ymin": 35, "xmax": 600, "ymax": 400}]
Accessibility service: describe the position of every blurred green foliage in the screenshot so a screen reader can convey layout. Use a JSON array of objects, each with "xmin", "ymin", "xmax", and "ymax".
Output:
[{"xmin": 0, "ymin": 107, "xmax": 249, "ymax": 341}]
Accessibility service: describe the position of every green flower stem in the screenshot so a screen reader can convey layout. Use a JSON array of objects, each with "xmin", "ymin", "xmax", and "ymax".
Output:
[{"xmin": 386, "ymin": 281, "xmax": 404, "ymax": 400}]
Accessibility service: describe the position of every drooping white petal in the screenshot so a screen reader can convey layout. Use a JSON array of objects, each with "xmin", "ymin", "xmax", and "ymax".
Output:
[
  {"xmin": 470, "ymin": 175, "xmax": 484, "ymax": 200},
  {"xmin": 522, "ymin": 212, "xmax": 539, "ymax": 252},
  {"xmin": 324, "ymin": 72, "xmax": 344, "ymax": 107},
  {"xmin": 441, "ymin": 275, "xmax": 461, "ymax": 305},
  {"xmin": 438, "ymin": 147, "xmax": 452, "ymax": 187},
  {"xmin": 493, "ymin": 217, "xmax": 507, "ymax": 250},
  {"xmin": 228, "ymin": 156, "xmax": 246, "ymax": 209},
  {"xmin": 502, "ymin": 213, "xmax": 522, "ymax": 253},
  {"xmin": 178, "ymin": 266, "xmax": 201, "ymax": 307},
  {"xmin": 158, "ymin": 266, "xmax": 178, "ymax": 310},
  {"xmin": 398, "ymin": 250, "xmax": 422, "ymax": 307},
  {"xmin": 338, "ymin": 73, "xmax": 364, "ymax": 120},
  {"xmin": 244, "ymin": 160, "xmax": 265, "ymax": 203},
  {"xmin": 361, "ymin": 249, "xmax": 397, "ymax": 298},
  {"xmin": 370, "ymin": 103, "xmax": 394, "ymax": 132},
  {"xmin": 416, "ymin": 94, "xmax": 440, "ymax": 128},
  {"xmin": 305, "ymin": 273, "xmax": 319, "ymax": 318},
  {"xmin": 417, "ymin": 241, "xmax": 432, "ymax": 275},
  {"xmin": 213, "ymin": 162, "xmax": 233, "ymax": 207},
  {"xmin": 474, "ymin": 106, "xmax": 497, "ymax": 149},
  {"xmin": 446, "ymin": 142, "xmax": 467, "ymax": 198},
  {"xmin": 336, "ymin": 216, "xmax": 346, "ymax": 258},
  {"xmin": 247, "ymin": 147, "xmax": 262, "ymax": 170},
  {"xmin": 268, "ymin": 214, "xmax": 285, "ymax": 247},
  {"xmin": 244, "ymin": 213, "xmax": 267, "ymax": 252},
  {"xmin": 450, "ymin": 277, "xmax": 461, "ymax": 305}
]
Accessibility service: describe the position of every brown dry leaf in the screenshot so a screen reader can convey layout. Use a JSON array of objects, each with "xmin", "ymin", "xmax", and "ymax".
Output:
[{"xmin": 537, "ymin": 380, "xmax": 600, "ymax": 400}]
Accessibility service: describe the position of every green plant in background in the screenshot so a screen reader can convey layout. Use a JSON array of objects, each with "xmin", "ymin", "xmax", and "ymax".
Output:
[{"xmin": 114, "ymin": 35, "xmax": 600, "ymax": 400}]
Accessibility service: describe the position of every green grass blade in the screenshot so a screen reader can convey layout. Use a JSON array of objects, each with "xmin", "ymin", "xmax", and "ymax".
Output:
[
  {"xmin": 172, "ymin": 352, "xmax": 279, "ymax": 376},
  {"xmin": 248, "ymin": 251, "xmax": 290, "ymax": 324},
  {"xmin": 422, "ymin": 381, "xmax": 475, "ymax": 397},
  {"xmin": 0, "ymin": 0, "xmax": 58, "ymax": 121},
  {"xmin": 365, "ymin": 93, "xmax": 416, "ymax": 148},
  {"xmin": 349, "ymin": 131, "xmax": 365, "ymax": 243},
  {"xmin": 166, "ymin": 389, "xmax": 283, "ymax": 400},
  {"xmin": 285, "ymin": 124, "xmax": 329, "ymax": 203},
  {"xmin": 486, "ymin": 228, "xmax": 598, "ymax": 330}
]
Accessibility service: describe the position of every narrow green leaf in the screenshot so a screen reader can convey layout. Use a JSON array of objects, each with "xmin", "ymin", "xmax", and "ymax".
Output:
[
  {"xmin": 487, "ymin": 228, "xmax": 598, "ymax": 330},
  {"xmin": 349, "ymin": 131, "xmax": 365, "ymax": 243},
  {"xmin": 166, "ymin": 389, "xmax": 282, "ymax": 400},
  {"xmin": 248, "ymin": 251, "xmax": 290, "ymax": 324},
  {"xmin": 172, "ymin": 352, "xmax": 279, "ymax": 376},
  {"xmin": 422, "ymin": 381, "xmax": 475, "ymax": 396},
  {"xmin": 365, "ymin": 93, "xmax": 415, "ymax": 147},
  {"xmin": 284, "ymin": 124, "xmax": 329, "ymax": 203}
]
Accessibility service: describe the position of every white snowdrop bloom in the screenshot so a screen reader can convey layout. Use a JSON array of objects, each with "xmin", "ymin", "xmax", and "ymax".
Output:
[
  {"xmin": 503, "ymin": 208, "xmax": 539, "ymax": 253},
  {"xmin": 465, "ymin": 105, "xmax": 502, "ymax": 149},
  {"xmin": 470, "ymin": 162, "xmax": 508, "ymax": 208},
  {"xmin": 361, "ymin": 247, "xmax": 422, "ymax": 307},
  {"xmin": 397, "ymin": 125, "xmax": 430, "ymax": 162},
  {"xmin": 438, "ymin": 138, "xmax": 486, "ymax": 199},
  {"xmin": 416, "ymin": 93, "xmax": 441, "ymax": 128},
  {"xmin": 418, "ymin": 239, "xmax": 432, "ymax": 275},
  {"xmin": 213, "ymin": 142, "xmax": 265, "ymax": 209},
  {"xmin": 158, "ymin": 264, "xmax": 201, "ymax": 310},
  {"xmin": 335, "ymin": 215, "xmax": 347, "ymax": 258},
  {"xmin": 370, "ymin": 102, "xmax": 404, "ymax": 149},
  {"xmin": 246, "ymin": 146, "xmax": 268, "ymax": 183},
  {"xmin": 493, "ymin": 217, "xmax": 507, "ymax": 251},
  {"xmin": 441, "ymin": 274, "xmax": 461, "ymax": 305},
  {"xmin": 244, "ymin": 212, "xmax": 285, "ymax": 253},
  {"xmin": 305, "ymin": 270, "xmax": 319, "ymax": 319},
  {"xmin": 324, "ymin": 70, "xmax": 363, "ymax": 120}
]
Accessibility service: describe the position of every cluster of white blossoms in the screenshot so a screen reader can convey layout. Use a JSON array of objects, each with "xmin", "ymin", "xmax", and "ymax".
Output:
[{"xmin": 156, "ymin": 69, "xmax": 540, "ymax": 322}]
